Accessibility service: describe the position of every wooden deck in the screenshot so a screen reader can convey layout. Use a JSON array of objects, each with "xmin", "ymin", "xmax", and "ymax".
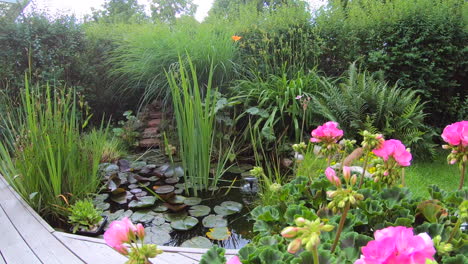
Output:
[{"xmin": 0, "ymin": 175, "xmax": 238, "ymax": 264}]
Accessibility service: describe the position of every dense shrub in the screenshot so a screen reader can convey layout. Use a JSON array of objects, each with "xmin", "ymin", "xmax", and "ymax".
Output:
[
  {"xmin": 0, "ymin": 13, "xmax": 85, "ymax": 97},
  {"xmin": 311, "ymin": 63, "xmax": 435, "ymax": 158},
  {"xmin": 315, "ymin": 0, "xmax": 468, "ymax": 126}
]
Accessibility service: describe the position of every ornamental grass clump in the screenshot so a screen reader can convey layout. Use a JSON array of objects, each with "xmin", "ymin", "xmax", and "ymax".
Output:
[
  {"xmin": 441, "ymin": 120, "xmax": 468, "ymax": 190},
  {"xmin": 0, "ymin": 78, "xmax": 108, "ymax": 222}
]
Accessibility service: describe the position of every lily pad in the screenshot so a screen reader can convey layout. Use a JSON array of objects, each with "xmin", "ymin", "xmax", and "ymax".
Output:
[
  {"xmin": 164, "ymin": 212, "xmax": 188, "ymax": 222},
  {"xmin": 188, "ymin": 205, "xmax": 211, "ymax": 217},
  {"xmin": 184, "ymin": 197, "xmax": 202, "ymax": 206},
  {"xmin": 151, "ymin": 223, "xmax": 172, "ymax": 233},
  {"xmin": 128, "ymin": 196, "xmax": 156, "ymax": 209},
  {"xmin": 174, "ymin": 166, "xmax": 184, "ymax": 177},
  {"xmin": 202, "ymin": 215, "xmax": 228, "ymax": 228},
  {"xmin": 95, "ymin": 202, "xmax": 110, "ymax": 211},
  {"xmin": 152, "ymin": 205, "xmax": 168, "ymax": 212},
  {"xmin": 155, "ymin": 185, "xmax": 175, "ymax": 194},
  {"xmin": 174, "ymin": 188, "xmax": 184, "ymax": 194},
  {"xmin": 105, "ymin": 164, "xmax": 120, "ymax": 174},
  {"xmin": 181, "ymin": 236, "xmax": 213, "ymax": 248},
  {"xmin": 171, "ymin": 216, "xmax": 199, "ymax": 230},
  {"xmin": 151, "ymin": 215, "xmax": 166, "ymax": 226},
  {"xmin": 94, "ymin": 193, "xmax": 109, "ymax": 203},
  {"xmin": 134, "ymin": 191, "xmax": 148, "ymax": 198},
  {"xmin": 111, "ymin": 191, "xmax": 132, "ymax": 204},
  {"xmin": 206, "ymin": 227, "xmax": 231, "ymax": 241},
  {"xmin": 130, "ymin": 188, "xmax": 143, "ymax": 194},
  {"xmin": 227, "ymin": 166, "xmax": 245, "ymax": 174},
  {"xmin": 165, "ymin": 177, "xmax": 179, "ymax": 184},
  {"xmin": 109, "ymin": 209, "xmax": 133, "ymax": 221},
  {"xmin": 214, "ymin": 201, "xmax": 243, "ymax": 216},
  {"xmin": 144, "ymin": 229, "xmax": 171, "ymax": 245},
  {"xmin": 167, "ymin": 195, "xmax": 186, "ymax": 204},
  {"xmin": 130, "ymin": 161, "xmax": 147, "ymax": 171},
  {"xmin": 131, "ymin": 210, "xmax": 155, "ymax": 223}
]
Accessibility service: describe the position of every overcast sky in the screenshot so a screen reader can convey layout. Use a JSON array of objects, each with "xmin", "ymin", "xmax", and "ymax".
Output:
[{"xmin": 23, "ymin": 0, "xmax": 327, "ymax": 21}]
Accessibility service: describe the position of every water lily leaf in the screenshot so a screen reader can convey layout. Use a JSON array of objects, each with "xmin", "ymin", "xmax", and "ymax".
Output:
[
  {"xmin": 151, "ymin": 223, "xmax": 172, "ymax": 233},
  {"xmin": 202, "ymin": 215, "xmax": 228, "ymax": 228},
  {"xmin": 189, "ymin": 205, "xmax": 211, "ymax": 217},
  {"xmin": 152, "ymin": 215, "xmax": 166, "ymax": 226},
  {"xmin": 105, "ymin": 164, "xmax": 119, "ymax": 174},
  {"xmin": 94, "ymin": 202, "xmax": 110, "ymax": 211},
  {"xmin": 155, "ymin": 185, "xmax": 175, "ymax": 194},
  {"xmin": 206, "ymin": 227, "xmax": 231, "ymax": 241},
  {"xmin": 164, "ymin": 212, "xmax": 188, "ymax": 222},
  {"xmin": 144, "ymin": 229, "xmax": 171, "ymax": 245},
  {"xmin": 171, "ymin": 216, "xmax": 199, "ymax": 230},
  {"xmin": 174, "ymin": 188, "xmax": 184, "ymax": 194},
  {"xmin": 152, "ymin": 205, "xmax": 168, "ymax": 212},
  {"xmin": 94, "ymin": 193, "xmax": 109, "ymax": 203},
  {"xmin": 184, "ymin": 197, "xmax": 202, "ymax": 206},
  {"xmin": 227, "ymin": 166, "xmax": 245, "ymax": 174},
  {"xmin": 128, "ymin": 196, "xmax": 156, "ymax": 209},
  {"xmin": 181, "ymin": 236, "xmax": 213, "ymax": 248},
  {"xmin": 131, "ymin": 210, "xmax": 155, "ymax": 223},
  {"xmin": 168, "ymin": 195, "xmax": 186, "ymax": 204},
  {"xmin": 107, "ymin": 176, "xmax": 121, "ymax": 191},
  {"xmin": 112, "ymin": 187, "xmax": 126, "ymax": 195},
  {"xmin": 111, "ymin": 191, "xmax": 132, "ymax": 204},
  {"xmin": 174, "ymin": 166, "xmax": 184, "ymax": 177},
  {"xmin": 214, "ymin": 201, "xmax": 243, "ymax": 216},
  {"xmin": 130, "ymin": 161, "xmax": 147, "ymax": 171},
  {"xmin": 165, "ymin": 177, "xmax": 179, "ymax": 184}
]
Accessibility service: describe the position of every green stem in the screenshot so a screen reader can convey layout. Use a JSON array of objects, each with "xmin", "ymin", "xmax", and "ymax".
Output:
[
  {"xmin": 312, "ymin": 245, "xmax": 320, "ymax": 264},
  {"xmin": 401, "ymin": 168, "xmax": 405, "ymax": 187},
  {"xmin": 301, "ymin": 107, "xmax": 306, "ymax": 140},
  {"xmin": 358, "ymin": 152, "xmax": 370, "ymax": 188},
  {"xmin": 459, "ymin": 161, "xmax": 466, "ymax": 190},
  {"xmin": 327, "ymin": 155, "xmax": 331, "ymax": 168},
  {"xmin": 331, "ymin": 202, "xmax": 350, "ymax": 253},
  {"xmin": 447, "ymin": 219, "xmax": 461, "ymax": 244}
]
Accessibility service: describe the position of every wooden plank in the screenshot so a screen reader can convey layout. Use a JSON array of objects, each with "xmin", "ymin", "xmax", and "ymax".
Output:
[
  {"xmin": 0, "ymin": 251, "xmax": 7, "ymax": 264},
  {"xmin": 179, "ymin": 252, "xmax": 202, "ymax": 261},
  {"xmin": 155, "ymin": 252, "xmax": 199, "ymax": 264},
  {"xmin": 0, "ymin": 206, "xmax": 41, "ymax": 264},
  {"xmin": 0, "ymin": 176, "xmax": 84, "ymax": 264},
  {"xmin": 54, "ymin": 233, "xmax": 128, "ymax": 264},
  {"xmin": 0, "ymin": 176, "xmax": 54, "ymax": 233}
]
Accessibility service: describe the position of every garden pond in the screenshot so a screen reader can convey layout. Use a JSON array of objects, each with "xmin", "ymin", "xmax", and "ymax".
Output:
[{"xmin": 91, "ymin": 150, "xmax": 256, "ymax": 249}]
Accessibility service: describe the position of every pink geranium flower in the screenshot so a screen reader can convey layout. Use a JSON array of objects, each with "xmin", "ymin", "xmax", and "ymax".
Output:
[
  {"xmin": 310, "ymin": 121, "xmax": 344, "ymax": 143},
  {"xmin": 442, "ymin": 121, "xmax": 468, "ymax": 147},
  {"xmin": 373, "ymin": 139, "xmax": 412, "ymax": 167},
  {"xmin": 325, "ymin": 167, "xmax": 341, "ymax": 186},
  {"xmin": 227, "ymin": 256, "xmax": 242, "ymax": 264},
  {"xmin": 104, "ymin": 217, "xmax": 135, "ymax": 254},
  {"xmin": 355, "ymin": 226, "xmax": 436, "ymax": 264}
]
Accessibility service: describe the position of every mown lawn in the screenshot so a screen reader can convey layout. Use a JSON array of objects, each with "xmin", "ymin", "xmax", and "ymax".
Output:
[{"xmin": 406, "ymin": 151, "xmax": 464, "ymax": 199}]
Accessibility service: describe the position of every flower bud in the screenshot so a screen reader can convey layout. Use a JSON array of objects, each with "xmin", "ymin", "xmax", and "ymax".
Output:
[
  {"xmin": 338, "ymin": 201, "xmax": 346, "ymax": 208},
  {"xmin": 287, "ymin": 238, "xmax": 302, "ymax": 254},
  {"xmin": 450, "ymin": 159, "xmax": 457, "ymax": 165},
  {"xmin": 343, "ymin": 166, "xmax": 351, "ymax": 182},
  {"xmin": 463, "ymin": 155, "xmax": 467, "ymax": 162},
  {"xmin": 351, "ymin": 175, "xmax": 357, "ymax": 186},
  {"xmin": 349, "ymin": 196, "xmax": 356, "ymax": 204},
  {"xmin": 442, "ymin": 144, "xmax": 450, "ymax": 149},
  {"xmin": 384, "ymin": 170, "xmax": 389, "ymax": 176},
  {"xmin": 321, "ymin": 224, "xmax": 334, "ymax": 232},
  {"xmin": 135, "ymin": 223, "xmax": 145, "ymax": 239},
  {"xmin": 281, "ymin": 227, "xmax": 298, "ymax": 238},
  {"xmin": 295, "ymin": 217, "xmax": 306, "ymax": 226}
]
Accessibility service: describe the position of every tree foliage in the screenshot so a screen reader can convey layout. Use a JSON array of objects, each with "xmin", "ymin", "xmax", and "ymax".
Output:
[{"xmin": 150, "ymin": 0, "xmax": 197, "ymax": 23}]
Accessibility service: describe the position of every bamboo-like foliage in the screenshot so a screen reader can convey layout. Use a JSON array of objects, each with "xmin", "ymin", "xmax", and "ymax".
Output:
[
  {"xmin": 0, "ymin": 78, "xmax": 107, "ymax": 221},
  {"xmin": 167, "ymin": 56, "xmax": 217, "ymax": 196}
]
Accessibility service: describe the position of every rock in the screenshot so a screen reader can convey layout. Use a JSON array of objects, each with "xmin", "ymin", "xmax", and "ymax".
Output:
[
  {"xmin": 139, "ymin": 138, "xmax": 160, "ymax": 148},
  {"xmin": 148, "ymin": 119, "xmax": 161, "ymax": 127}
]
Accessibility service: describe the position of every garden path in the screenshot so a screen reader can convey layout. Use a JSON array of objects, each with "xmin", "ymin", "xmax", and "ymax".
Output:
[{"xmin": 0, "ymin": 175, "xmax": 238, "ymax": 264}]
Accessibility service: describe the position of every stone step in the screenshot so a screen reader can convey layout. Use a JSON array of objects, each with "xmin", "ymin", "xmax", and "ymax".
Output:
[
  {"xmin": 139, "ymin": 138, "xmax": 160, "ymax": 148},
  {"xmin": 142, "ymin": 127, "xmax": 159, "ymax": 138},
  {"xmin": 149, "ymin": 112, "xmax": 162, "ymax": 119},
  {"xmin": 147, "ymin": 119, "xmax": 161, "ymax": 127}
]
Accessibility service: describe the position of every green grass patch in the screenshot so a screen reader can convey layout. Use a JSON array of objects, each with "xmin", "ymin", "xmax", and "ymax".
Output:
[{"xmin": 406, "ymin": 152, "xmax": 463, "ymax": 199}]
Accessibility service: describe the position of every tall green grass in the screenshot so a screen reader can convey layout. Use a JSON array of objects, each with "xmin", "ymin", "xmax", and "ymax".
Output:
[
  {"xmin": 107, "ymin": 18, "xmax": 239, "ymax": 108},
  {"xmin": 167, "ymin": 56, "xmax": 218, "ymax": 196},
  {"xmin": 0, "ymin": 79, "xmax": 108, "ymax": 221}
]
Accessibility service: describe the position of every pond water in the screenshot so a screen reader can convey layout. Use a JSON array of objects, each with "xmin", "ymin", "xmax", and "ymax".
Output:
[{"xmin": 98, "ymin": 150, "xmax": 256, "ymax": 249}]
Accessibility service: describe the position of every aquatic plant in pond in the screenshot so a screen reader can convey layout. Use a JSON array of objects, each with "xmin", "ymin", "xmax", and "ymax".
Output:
[
  {"xmin": 167, "ymin": 56, "xmax": 220, "ymax": 196},
  {"xmin": 0, "ymin": 78, "xmax": 108, "ymax": 221}
]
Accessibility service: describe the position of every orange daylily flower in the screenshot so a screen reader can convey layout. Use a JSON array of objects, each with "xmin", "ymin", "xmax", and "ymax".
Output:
[{"xmin": 232, "ymin": 35, "xmax": 242, "ymax": 42}]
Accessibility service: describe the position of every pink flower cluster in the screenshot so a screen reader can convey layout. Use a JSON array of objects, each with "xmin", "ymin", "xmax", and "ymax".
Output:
[
  {"xmin": 355, "ymin": 226, "xmax": 436, "ymax": 264},
  {"xmin": 104, "ymin": 217, "xmax": 145, "ymax": 255},
  {"xmin": 372, "ymin": 139, "xmax": 412, "ymax": 167},
  {"xmin": 442, "ymin": 121, "xmax": 468, "ymax": 147},
  {"xmin": 310, "ymin": 121, "xmax": 344, "ymax": 143}
]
